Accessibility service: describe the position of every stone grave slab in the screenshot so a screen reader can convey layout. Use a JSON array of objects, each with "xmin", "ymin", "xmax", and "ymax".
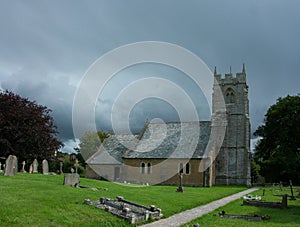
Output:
[{"xmin": 84, "ymin": 196, "xmax": 162, "ymax": 224}]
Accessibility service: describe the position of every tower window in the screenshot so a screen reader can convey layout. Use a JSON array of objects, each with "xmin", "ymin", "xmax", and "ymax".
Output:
[{"xmin": 225, "ymin": 88, "xmax": 235, "ymax": 103}]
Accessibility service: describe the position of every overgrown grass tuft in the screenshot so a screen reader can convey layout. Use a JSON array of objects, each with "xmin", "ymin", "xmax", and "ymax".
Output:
[{"xmin": 0, "ymin": 173, "xmax": 247, "ymax": 226}]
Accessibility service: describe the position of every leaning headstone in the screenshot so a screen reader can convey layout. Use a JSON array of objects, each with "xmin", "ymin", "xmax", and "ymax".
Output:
[
  {"xmin": 42, "ymin": 159, "xmax": 49, "ymax": 175},
  {"xmin": 4, "ymin": 155, "xmax": 18, "ymax": 176},
  {"xmin": 4, "ymin": 156, "xmax": 12, "ymax": 176},
  {"xmin": 33, "ymin": 159, "xmax": 38, "ymax": 173},
  {"xmin": 21, "ymin": 161, "xmax": 26, "ymax": 173},
  {"xmin": 64, "ymin": 173, "xmax": 80, "ymax": 187},
  {"xmin": 29, "ymin": 164, "xmax": 33, "ymax": 174}
]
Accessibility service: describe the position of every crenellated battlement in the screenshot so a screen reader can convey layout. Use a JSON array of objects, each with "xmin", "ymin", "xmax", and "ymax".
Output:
[{"xmin": 214, "ymin": 64, "xmax": 246, "ymax": 84}]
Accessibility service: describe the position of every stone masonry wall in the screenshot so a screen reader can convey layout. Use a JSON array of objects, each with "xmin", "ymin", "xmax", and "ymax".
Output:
[
  {"xmin": 213, "ymin": 67, "xmax": 251, "ymax": 186},
  {"xmin": 123, "ymin": 159, "xmax": 206, "ymax": 186}
]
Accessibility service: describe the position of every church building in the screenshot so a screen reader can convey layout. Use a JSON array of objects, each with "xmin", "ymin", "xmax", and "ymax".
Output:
[{"xmin": 86, "ymin": 65, "xmax": 251, "ymax": 186}]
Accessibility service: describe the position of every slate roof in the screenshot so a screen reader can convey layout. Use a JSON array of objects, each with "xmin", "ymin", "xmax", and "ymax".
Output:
[
  {"xmin": 87, "ymin": 134, "xmax": 138, "ymax": 165},
  {"xmin": 124, "ymin": 121, "xmax": 211, "ymax": 159}
]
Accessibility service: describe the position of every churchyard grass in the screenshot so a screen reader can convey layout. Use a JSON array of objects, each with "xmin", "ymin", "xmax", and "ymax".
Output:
[
  {"xmin": 184, "ymin": 186, "xmax": 300, "ymax": 227},
  {"xmin": 0, "ymin": 173, "xmax": 247, "ymax": 226}
]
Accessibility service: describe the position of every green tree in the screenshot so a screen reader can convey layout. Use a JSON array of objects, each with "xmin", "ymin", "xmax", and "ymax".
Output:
[
  {"xmin": 251, "ymin": 159, "xmax": 260, "ymax": 183},
  {"xmin": 77, "ymin": 130, "xmax": 109, "ymax": 161},
  {"xmin": 0, "ymin": 90, "xmax": 63, "ymax": 163},
  {"xmin": 254, "ymin": 94, "xmax": 300, "ymax": 183}
]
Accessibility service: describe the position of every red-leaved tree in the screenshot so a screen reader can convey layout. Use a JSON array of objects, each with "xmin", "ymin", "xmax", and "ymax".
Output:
[{"xmin": 0, "ymin": 90, "xmax": 63, "ymax": 162}]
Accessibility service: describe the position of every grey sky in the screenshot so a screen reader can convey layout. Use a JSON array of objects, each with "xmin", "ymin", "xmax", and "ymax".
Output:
[{"xmin": 0, "ymin": 1, "xmax": 299, "ymax": 152}]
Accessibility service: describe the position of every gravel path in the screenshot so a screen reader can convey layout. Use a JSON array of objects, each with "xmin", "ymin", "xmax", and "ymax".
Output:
[{"xmin": 140, "ymin": 187, "xmax": 259, "ymax": 227}]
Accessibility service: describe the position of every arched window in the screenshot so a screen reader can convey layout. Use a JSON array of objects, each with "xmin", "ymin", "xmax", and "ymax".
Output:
[
  {"xmin": 147, "ymin": 162, "xmax": 152, "ymax": 174},
  {"xmin": 225, "ymin": 88, "xmax": 235, "ymax": 103},
  {"xmin": 185, "ymin": 162, "xmax": 191, "ymax": 175},
  {"xmin": 179, "ymin": 162, "xmax": 191, "ymax": 174},
  {"xmin": 141, "ymin": 162, "xmax": 145, "ymax": 174}
]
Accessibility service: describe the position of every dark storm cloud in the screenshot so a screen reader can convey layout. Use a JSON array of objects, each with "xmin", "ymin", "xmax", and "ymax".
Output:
[
  {"xmin": 1, "ymin": 62, "xmax": 76, "ymax": 140},
  {"xmin": 0, "ymin": 0, "xmax": 300, "ymax": 152}
]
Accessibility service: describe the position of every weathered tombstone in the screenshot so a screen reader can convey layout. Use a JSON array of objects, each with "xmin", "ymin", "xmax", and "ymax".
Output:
[
  {"xmin": 42, "ymin": 159, "xmax": 49, "ymax": 175},
  {"xmin": 29, "ymin": 164, "xmax": 33, "ymax": 174},
  {"xmin": 21, "ymin": 161, "xmax": 26, "ymax": 173},
  {"xmin": 0, "ymin": 162, "xmax": 2, "ymax": 173},
  {"xmin": 59, "ymin": 162, "xmax": 63, "ymax": 174},
  {"xmin": 33, "ymin": 159, "xmax": 38, "ymax": 173},
  {"xmin": 64, "ymin": 173, "xmax": 80, "ymax": 187},
  {"xmin": 4, "ymin": 155, "xmax": 18, "ymax": 176}
]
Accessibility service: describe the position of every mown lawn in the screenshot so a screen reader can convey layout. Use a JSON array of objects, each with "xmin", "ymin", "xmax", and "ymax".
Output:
[
  {"xmin": 183, "ymin": 186, "xmax": 300, "ymax": 227},
  {"xmin": 0, "ymin": 173, "xmax": 247, "ymax": 226}
]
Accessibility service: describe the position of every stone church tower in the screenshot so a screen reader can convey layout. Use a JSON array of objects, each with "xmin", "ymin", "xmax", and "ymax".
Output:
[{"xmin": 213, "ymin": 65, "xmax": 251, "ymax": 186}]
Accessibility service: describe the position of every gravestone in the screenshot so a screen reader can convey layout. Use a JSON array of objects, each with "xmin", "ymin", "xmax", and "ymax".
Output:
[
  {"xmin": 84, "ymin": 196, "xmax": 163, "ymax": 224},
  {"xmin": 0, "ymin": 162, "xmax": 2, "ymax": 173},
  {"xmin": 42, "ymin": 159, "xmax": 49, "ymax": 175},
  {"xmin": 64, "ymin": 173, "xmax": 80, "ymax": 187},
  {"xmin": 243, "ymin": 194, "xmax": 288, "ymax": 209},
  {"xmin": 33, "ymin": 159, "xmax": 38, "ymax": 173},
  {"xmin": 4, "ymin": 155, "xmax": 18, "ymax": 176},
  {"xmin": 21, "ymin": 161, "xmax": 26, "ymax": 173},
  {"xmin": 29, "ymin": 164, "xmax": 33, "ymax": 174}
]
